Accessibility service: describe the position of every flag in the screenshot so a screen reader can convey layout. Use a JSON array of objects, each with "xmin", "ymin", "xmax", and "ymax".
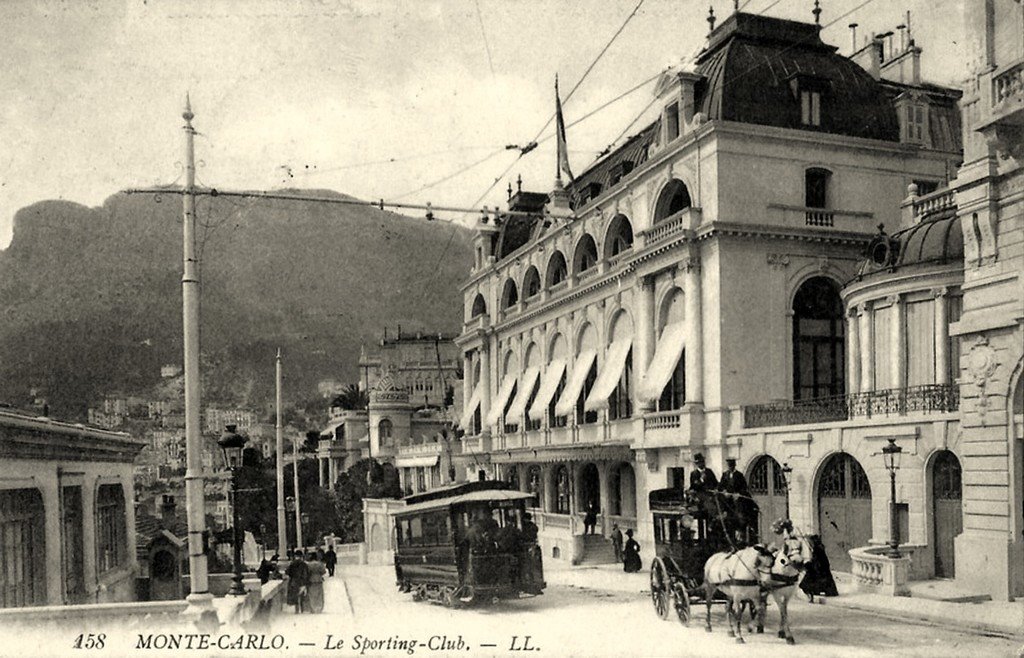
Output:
[{"xmin": 555, "ymin": 75, "xmax": 574, "ymax": 183}]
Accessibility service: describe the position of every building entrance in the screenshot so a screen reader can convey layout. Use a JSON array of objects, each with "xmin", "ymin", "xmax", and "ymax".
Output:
[
  {"xmin": 817, "ymin": 453, "xmax": 872, "ymax": 572},
  {"xmin": 931, "ymin": 450, "xmax": 962, "ymax": 578}
]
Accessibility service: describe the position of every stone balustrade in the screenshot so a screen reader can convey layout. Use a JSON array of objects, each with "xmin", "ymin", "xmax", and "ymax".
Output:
[
  {"xmin": 912, "ymin": 187, "xmax": 957, "ymax": 220},
  {"xmin": 993, "ymin": 61, "xmax": 1023, "ymax": 108},
  {"xmin": 849, "ymin": 545, "xmax": 911, "ymax": 597},
  {"xmin": 637, "ymin": 208, "xmax": 698, "ymax": 246}
]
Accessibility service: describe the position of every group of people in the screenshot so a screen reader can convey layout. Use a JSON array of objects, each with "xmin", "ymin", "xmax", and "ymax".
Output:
[
  {"xmin": 465, "ymin": 509, "xmax": 539, "ymax": 554},
  {"xmin": 273, "ymin": 546, "xmax": 338, "ymax": 614},
  {"xmin": 609, "ymin": 524, "xmax": 643, "ymax": 573}
]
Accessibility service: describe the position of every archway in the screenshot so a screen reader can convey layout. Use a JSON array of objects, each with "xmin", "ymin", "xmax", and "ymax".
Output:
[
  {"xmin": 578, "ymin": 463, "xmax": 600, "ymax": 513},
  {"xmin": 604, "ymin": 215, "xmax": 634, "ymax": 259},
  {"xmin": 748, "ymin": 455, "xmax": 788, "ymax": 542},
  {"xmin": 369, "ymin": 522, "xmax": 384, "ymax": 552},
  {"xmin": 931, "ymin": 450, "xmax": 962, "ymax": 578},
  {"xmin": 527, "ymin": 465, "xmax": 543, "ymax": 507},
  {"xmin": 522, "ymin": 266, "xmax": 541, "ymax": 300},
  {"xmin": 500, "ymin": 278, "xmax": 519, "ymax": 310},
  {"xmin": 555, "ymin": 465, "xmax": 571, "ymax": 514},
  {"xmin": 546, "ymin": 251, "xmax": 568, "ymax": 287},
  {"xmin": 471, "ymin": 293, "xmax": 487, "ymax": 318},
  {"xmin": 793, "ymin": 277, "xmax": 845, "ymax": 400},
  {"xmin": 572, "ymin": 234, "xmax": 599, "ymax": 275},
  {"xmin": 817, "ymin": 453, "xmax": 872, "ymax": 572},
  {"xmin": 653, "ymin": 179, "xmax": 691, "ymax": 223},
  {"xmin": 610, "ymin": 462, "xmax": 636, "ymax": 517}
]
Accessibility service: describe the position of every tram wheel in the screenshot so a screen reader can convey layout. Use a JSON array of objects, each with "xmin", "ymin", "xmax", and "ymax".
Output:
[
  {"xmin": 672, "ymin": 582, "xmax": 691, "ymax": 626},
  {"xmin": 649, "ymin": 558, "xmax": 671, "ymax": 620}
]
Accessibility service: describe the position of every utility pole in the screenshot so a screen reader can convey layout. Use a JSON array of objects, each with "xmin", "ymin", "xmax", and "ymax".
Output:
[
  {"xmin": 275, "ymin": 349, "xmax": 287, "ymax": 557},
  {"xmin": 293, "ymin": 427, "xmax": 304, "ymax": 551},
  {"xmin": 181, "ymin": 95, "xmax": 213, "ymax": 616}
]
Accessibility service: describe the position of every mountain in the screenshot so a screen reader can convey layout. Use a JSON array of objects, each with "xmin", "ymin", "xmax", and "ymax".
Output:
[{"xmin": 0, "ymin": 189, "xmax": 474, "ymax": 419}]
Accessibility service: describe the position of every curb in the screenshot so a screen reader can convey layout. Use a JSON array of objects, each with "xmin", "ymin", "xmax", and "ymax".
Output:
[{"xmin": 821, "ymin": 596, "xmax": 1024, "ymax": 640}]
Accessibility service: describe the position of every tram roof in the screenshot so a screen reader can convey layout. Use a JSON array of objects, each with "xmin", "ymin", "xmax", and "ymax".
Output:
[
  {"xmin": 396, "ymin": 487, "xmax": 535, "ymax": 516},
  {"xmin": 648, "ymin": 487, "xmax": 689, "ymax": 512}
]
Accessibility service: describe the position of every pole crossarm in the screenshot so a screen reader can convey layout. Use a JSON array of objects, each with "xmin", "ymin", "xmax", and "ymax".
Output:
[{"xmin": 123, "ymin": 186, "xmax": 566, "ymax": 221}]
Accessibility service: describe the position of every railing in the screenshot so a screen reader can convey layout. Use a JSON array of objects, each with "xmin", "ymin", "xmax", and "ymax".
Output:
[
  {"xmin": 638, "ymin": 208, "xmax": 698, "ymax": 246},
  {"xmin": 849, "ymin": 546, "xmax": 910, "ymax": 596},
  {"xmin": 576, "ymin": 267, "xmax": 599, "ymax": 283},
  {"xmin": 398, "ymin": 441, "xmax": 443, "ymax": 456},
  {"xmin": 741, "ymin": 384, "xmax": 959, "ymax": 429},
  {"xmin": 804, "ymin": 209, "xmax": 834, "ymax": 226},
  {"xmin": 993, "ymin": 61, "xmax": 1023, "ymax": 107},
  {"xmin": 912, "ymin": 187, "xmax": 956, "ymax": 220},
  {"xmin": 644, "ymin": 409, "xmax": 683, "ymax": 430}
]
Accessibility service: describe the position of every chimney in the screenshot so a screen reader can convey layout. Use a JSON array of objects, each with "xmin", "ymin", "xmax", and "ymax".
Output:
[
  {"xmin": 851, "ymin": 35, "xmax": 884, "ymax": 80},
  {"xmin": 160, "ymin": 494, "xmax": 177, "ymax": 527}
]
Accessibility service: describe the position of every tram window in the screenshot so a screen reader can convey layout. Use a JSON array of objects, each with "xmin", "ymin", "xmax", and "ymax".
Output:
[
  {"xmin": 408, "ymin": 517, "xmax": 423, "ymax": 546},
  {"xmin": 396, "ymin": 522, "xmax": 404, "ymax": 547}
]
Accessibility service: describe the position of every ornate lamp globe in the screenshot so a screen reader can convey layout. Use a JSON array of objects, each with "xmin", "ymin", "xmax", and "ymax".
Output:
[{"xmin": 218, "ymin": 424, "xmax": 246, "ymax": 470}]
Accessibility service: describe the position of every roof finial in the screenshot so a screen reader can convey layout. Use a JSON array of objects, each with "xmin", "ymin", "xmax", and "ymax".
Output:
[
  {"xmin": 733, "ymin": 0, "xmax": 739, "ymax": 13},
  {"xmin": 516, "ymin": 174, "xmax": 523, "ymax": 193},
  {"xmin": 812, "ymin": 0, "xmax": 822, "ymax": 26},
  {"xmin": 183, "ymin": 93, "xmax": 194, "ymax": 123},
  {"xmin": 707, "ymin": 5, "xmax": 716, "ymax": 33},
  {"xmin": 507, "ymin": 182, "xmax": 513, "ymax": 200}
]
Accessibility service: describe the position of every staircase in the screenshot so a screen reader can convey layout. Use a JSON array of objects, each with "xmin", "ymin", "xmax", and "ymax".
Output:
[{"xmin": 577, "ymin": 534, "xmax": 618, "ymax": 565}]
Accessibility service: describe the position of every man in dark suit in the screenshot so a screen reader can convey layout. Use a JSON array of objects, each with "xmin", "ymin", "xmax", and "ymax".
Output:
[
  {"xmin": 719, "ymin": 458, "xmax": 749, "ymax": 496},
  {"xmin": 689, "ymin": 453, "xmax": 718, "ymax": 492}
]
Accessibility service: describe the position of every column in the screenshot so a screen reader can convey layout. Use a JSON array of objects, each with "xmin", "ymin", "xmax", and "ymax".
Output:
[
  {"xmin": 683, "ymin": 259, "xmax": 703, "ymax": 404},
  {"xmin": 846, "ymin": 307, "xmax": 861, "ymax": 395},
  {"xmin": 635, "ymin": 276, "xmax": 656, "ymax": 412},
  {"xmin": 42, "ymin": 479, "xmax": 61, "ymax": 604},
  {"xmin": 859, "ymin": 303, "xmax": 873, "ymax": 392},
  {"xmin": 598, "ymin": 463, "xmax": 612, "ymax": 536},
  {"xmin": 81, "ymin": 478, "xmax": 97, "ymax": 602},
  {"xmin": 890, "ymin": 295, "xmax": 905, "ymax": 390},
  {"xmin": 934, "ymin": 288, "xmax": 949, "ymax": 385},
  {"xmin": 542, "ymin": 464, "xmax": 556, "ymax": 512},
  {"xmin": 479, "ymin": 341, "xmax": 492, "ymax": 434},
  {"xmin": 463, "ymin": 353, "xmax": 473, "ymax": 390},
  {"xmin": 318, "ymin": 457, "xmax": 325, "ymax": 487},
  {"xmin": 328, "ymin": 458, "xmax": 338, "ymax": 490}
]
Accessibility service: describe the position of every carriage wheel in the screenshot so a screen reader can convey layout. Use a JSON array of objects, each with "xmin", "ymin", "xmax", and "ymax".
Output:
[
  {"xmin": 649, "ymin": 558, "xmax": 671, "ymax": 620},
  {"xmin": 671, "ymin": 582, "xmax": 691, "ymax": 626}
]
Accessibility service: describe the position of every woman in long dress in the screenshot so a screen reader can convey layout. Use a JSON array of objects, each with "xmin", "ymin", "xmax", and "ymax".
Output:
[
  {"xmin": 623, "ymin": 529, "xmax": 642, "ymax": 573},
  {"xmin": 305, "ymin": 551, "xmax": 327, "ymax": 613}
]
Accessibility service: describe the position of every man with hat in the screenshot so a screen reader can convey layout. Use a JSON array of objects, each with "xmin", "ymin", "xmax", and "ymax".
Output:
[
  {"xmin": 719, "ymin": 458, "xmax": 749, "ymax": 497},
  {"xmin": 688, "ymin": 453, "xmax": 718, "ymax": 492},
  {"xmin": 720, "ymin": 458, "xmax": 752, "ymax": 543}
]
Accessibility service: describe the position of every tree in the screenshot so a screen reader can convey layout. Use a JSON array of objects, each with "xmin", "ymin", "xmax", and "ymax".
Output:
[
  {"xmin": 333, "ymin": 458, "xmax": 402, "ymax": 543},
  {"xmin": 331, "ymin": 383, "xmax": 368, "ymax": 411}
]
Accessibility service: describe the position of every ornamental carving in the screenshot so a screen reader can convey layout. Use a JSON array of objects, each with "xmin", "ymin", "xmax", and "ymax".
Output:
[
  {"xmin": 766, "ymin": 253, "xmax": 791, "ymax": 269},
  {"xmin": 683, "ymin": 256, "xmax": 701, "ymax": 274},
  {"xmin": 965, "ymin": 335, "xmax": 999, "ymax": 421}
]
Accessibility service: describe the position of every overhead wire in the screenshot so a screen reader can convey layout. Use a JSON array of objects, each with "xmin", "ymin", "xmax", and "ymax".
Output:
[
  {"xmin": 474, "ymin": 0, "xmax": 496, "ymax": 77},
  {"xmin": 391, "ymin": 147, "xmax": 508, "ymax": 201}
]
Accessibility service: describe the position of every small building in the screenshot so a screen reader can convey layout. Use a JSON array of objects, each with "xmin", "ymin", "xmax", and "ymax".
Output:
[
  {"xmin": 0, "ymin": 408, "xmax": 145, "ymax": 608},
  {"xmin": 134, "ymin": 494, "xmax": 187, "ymax": 602}
]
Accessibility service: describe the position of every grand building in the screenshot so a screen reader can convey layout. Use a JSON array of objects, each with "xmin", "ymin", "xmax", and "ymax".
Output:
[{"xmin": 454, "ymin": 8, "xmax": 972, "ymax": 575}]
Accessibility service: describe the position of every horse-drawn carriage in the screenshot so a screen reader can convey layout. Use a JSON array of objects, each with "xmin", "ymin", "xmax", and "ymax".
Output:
[
  {"xmin": 647, "ymin": 486, "xmax": 806, "ymax": 644},
  {"xmin": 648, "ymin": 486, "xmax": 758, "ymax": 625}
]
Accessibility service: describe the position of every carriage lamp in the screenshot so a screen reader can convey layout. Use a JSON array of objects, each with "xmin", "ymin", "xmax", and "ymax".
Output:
[
  {"xmin": 780, "ymin": 462, "xmax": 793, "ymax": 491},
  {"xmin": 882, "ymin": 438, "xmax": 904, "ymax": 559},
  {"xmin": 218, "ymin": 424, "xmax": 248, "ymax": 596}
]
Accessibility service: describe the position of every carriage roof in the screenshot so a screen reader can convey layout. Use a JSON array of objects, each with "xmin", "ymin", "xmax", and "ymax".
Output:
[
  {"xmin": 648, "ymin": 487, "xmax": 692, "ymax": 513},
  {"xmin": 396, "ymin": 481, "xmax": 534, "ymax": 516},
  {"xmin": 648, "ymin": 488, "xmax": 760, "ymax": 518}
]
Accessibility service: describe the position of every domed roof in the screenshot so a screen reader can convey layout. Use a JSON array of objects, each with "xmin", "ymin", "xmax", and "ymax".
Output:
[
  {"xmin": 693, "ymin": 13, "xmax": 899, "ymax": 141},
  {"xmin": 856, "ymin": 209, "xmax": 963, "ymax": 279}
]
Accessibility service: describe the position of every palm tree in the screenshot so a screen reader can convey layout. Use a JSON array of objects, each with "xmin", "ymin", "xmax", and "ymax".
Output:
[{"xmin": 331, "ymin": 383, "xmax": 368, "ymax": 411}]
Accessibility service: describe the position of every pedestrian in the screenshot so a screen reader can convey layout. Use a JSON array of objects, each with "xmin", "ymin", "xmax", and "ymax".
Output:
[
  {"xmin": 285, "ymin": 549, "xmax": 310, "ymax": 613},
  {"xmin": 256, "ymin": 558, "xmax": 272, "ymax": 585},
  {"xmin": 622, "ymin": 529, "xmax": 642, "ymax": 573},
  {"xmin": 583, "ymin": 501, "xmax": 598, "ymax": 535},
  {"xmin": 305, "ymin": 550, "xmax": 326, "ymax": 613},
  {"xmin": 521, "ymin": 513, "xmax": 538, "ymax": 545},
  {"xmin": 611, "ymin": 523, "xmax": 624, "ymax": 562},
  {"xmin": 324, "ymin": 546, "xmax": 337, "ymax": 577},
  {"xmin": 799, "ymin": 533, "xmax": 838, "ymax": 602}
]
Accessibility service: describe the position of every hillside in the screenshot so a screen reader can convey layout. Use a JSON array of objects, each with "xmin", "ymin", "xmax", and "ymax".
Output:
[{"xmin": 0, "ymin": 189, "xmax": 474, "ymax": 418}]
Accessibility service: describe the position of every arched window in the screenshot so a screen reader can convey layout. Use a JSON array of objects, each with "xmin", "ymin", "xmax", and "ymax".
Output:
[
  {"xmin": 572, "ymin": 235, "xmax": 598, "ymax": 274},
  {"xmin": 378, "ymin": 419, "xmax": 393, "ymax": 446},
  {"xmin": 793, "ymin": 277, "xmax": 845, "ymax": 400},
  {"xmin": 555, "ymin": 466, "xmax": 570, "ymax": 514},
  {"xmin": 653, "ymin": 179, "xmax": 691, "ymax": 223},
  {"xmin": 471, "ymin": 294, "xmax": 487, "ymax": 318},
  {"xmin": 500, "ymin": 279, "xmax": 519, "ymax": 310},
  {"xmin": 656, "ymin": 288, "xmax": 686, "ymax": 411},
  {"xmin": 805, "ymin": 168, "xmax": 831, "ymax": 209},
  {"xmin": 522, "ymin": 266, "xmax": 541, "ymax": 300},
  {"xmin": 527, "ymin": 465, "xmax": 543, "ymax": 504},
  {"xmin": 604, "ymin": 215, "xmax": 634, "ymax": 259},
  {"xmin": 546, "ymin": 251, "xmax": 568, "ymax": 287}
]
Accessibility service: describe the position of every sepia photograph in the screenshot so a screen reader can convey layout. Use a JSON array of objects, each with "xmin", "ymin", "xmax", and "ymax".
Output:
[{"xmin": 0, "ymin": 0, "xmax": 1022, "ymax": 656}]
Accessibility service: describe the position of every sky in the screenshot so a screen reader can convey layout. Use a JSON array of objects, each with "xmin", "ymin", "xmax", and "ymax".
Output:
[{"xmin": 0, "ymin": 0, "xmax": 969, "ymax": 248}]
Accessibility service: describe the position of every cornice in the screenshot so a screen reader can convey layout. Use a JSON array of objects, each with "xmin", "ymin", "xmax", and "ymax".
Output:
[{"xmin": 693, "ymin": 221, "xmax": 873, "ymax": 246}]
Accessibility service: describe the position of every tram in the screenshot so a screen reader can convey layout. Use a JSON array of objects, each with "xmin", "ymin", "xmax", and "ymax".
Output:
[{"xmin": 393, "ymin": 480, "xmax": 545, "ymax": 606}]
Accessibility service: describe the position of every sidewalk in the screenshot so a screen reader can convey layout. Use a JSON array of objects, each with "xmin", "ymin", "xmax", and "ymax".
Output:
[
  {"xmin": 547, "ymin": 561, "xmax": 1024, "ymax": 639},
  {"xmin": 821, "ymin": 574, "xmax": 1024, "ymax": 639}
]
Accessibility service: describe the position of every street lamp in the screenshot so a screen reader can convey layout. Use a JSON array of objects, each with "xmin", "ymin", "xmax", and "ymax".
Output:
[
  {"xmin": 882, "ymin": 438, "xmax": 904, "ymax": 559},
  {"xmin": 285, "ymin": 496, "xmax": 296, "ymax": 549},
  {"xmin": 780, "ymin": 462, "xmax": 793, "ymax": 516},
  {"xmin": 301, "ymin": 512, "xmax": 310, "ymax": 551},
  {"xmin": 218, "ymin": 424, "xmax": 248, "ymax": 596}
]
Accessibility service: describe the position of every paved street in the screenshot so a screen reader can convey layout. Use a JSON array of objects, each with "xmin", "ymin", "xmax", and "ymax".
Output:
[{"xmin": 269, "ymin": 565, "xmax": 1023, "ymax": 657}]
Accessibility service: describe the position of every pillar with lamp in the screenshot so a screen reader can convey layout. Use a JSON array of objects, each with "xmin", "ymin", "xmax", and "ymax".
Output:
[
  {"xmin": 218, "ymin": 424, "xmax": 248, "ymax": 596},
  {"xmin": 882, "ymin": 438, "xmax": 904, "ymax": 559}
]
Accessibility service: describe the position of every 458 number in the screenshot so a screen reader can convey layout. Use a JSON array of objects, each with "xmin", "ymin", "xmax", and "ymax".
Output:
[{"xmin": 73, "ymin": 633, "xmax": 106, "ymax": 650}]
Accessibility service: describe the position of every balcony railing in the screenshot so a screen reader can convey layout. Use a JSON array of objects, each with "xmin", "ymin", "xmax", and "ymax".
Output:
[
  {"xmin": 766, "ymin": 204, "xmax": 873, "ymax": 232},
  {"xmin": 637, "ymin": 207, "xmax": 699, "ymax": 246},
  {"xmin": 993, "ymin": 61, "xmax": 1023, "ymax": 108},
  {"xmin": 741, "ymin": 384, "xmax": 959, "ymax": 429},
  {"xmin": 644, "ymin": 409, "xmax": 683, "ymax": 430},
  {"xmin": 912, "ymin": 187, "xmax": 956, "ymax": 220}
]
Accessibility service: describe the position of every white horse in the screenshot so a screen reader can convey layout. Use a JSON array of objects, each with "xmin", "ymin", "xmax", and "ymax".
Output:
[
  {"xmin": 703, "ymin": 545, "xmax": 775, "ymax": 644},
  {"xmin": 753, "ymin": 535, "xmax": 812, "ymax": 644}
]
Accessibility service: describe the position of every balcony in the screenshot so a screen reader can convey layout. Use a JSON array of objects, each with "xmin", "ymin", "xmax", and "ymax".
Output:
[
  {"xmin": 992, "ymin": 61, "xmax": 1024, "ymax": 120},
  {"xmin": 766, "ymin": 204, "xmax": 873, "ymax": 232},
  {"xmin": 397, "ymin": 441, "xmax": 445, "ymax": 457},
  {"xmin": 911, "ymin": 187, "xmax": 956, "ymax": 220},
  {"xmin": 741, "ymin": 384, "xmax": 959, "ymax": 429},
  {"xmin": 637, "ymin": 207, "xmax": 700, "ymax": 248},
  {"xmin": 574, "ymin": 422, "xmax": 601, "ymax": 444},
  {"xmin": 461, "ymin": 434, "xmax": 491, "ymax": 453}
]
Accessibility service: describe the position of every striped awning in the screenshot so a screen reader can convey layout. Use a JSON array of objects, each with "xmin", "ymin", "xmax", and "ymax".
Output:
[{"xmin": 490, "ymin": 443, "xmax": 633, "ymax": 464}]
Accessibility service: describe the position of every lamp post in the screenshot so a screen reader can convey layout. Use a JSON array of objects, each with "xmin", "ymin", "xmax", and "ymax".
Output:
[
  {"xmin": 218, "ymin": 424, "xmax": 248, "ymax": 596},
  {"xmin": 780, "ymin": 462, "xmax": 794, "ymax": 517},
  {"xmin": 882, "ymin": 438, "xmax": 904, "ymax": 558},
  {"xmin": 285, "ymin": 496, "xmax": 295, "ymax": 549},
  {"xmin": 301, "ymin": 512, "xmax": 310, "ymax": 552}
]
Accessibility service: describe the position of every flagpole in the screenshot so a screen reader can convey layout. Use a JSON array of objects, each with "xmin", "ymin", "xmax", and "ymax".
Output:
[{"xmin": 275, "ymin": 349, "xmax": 286, "ymax": 558}]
